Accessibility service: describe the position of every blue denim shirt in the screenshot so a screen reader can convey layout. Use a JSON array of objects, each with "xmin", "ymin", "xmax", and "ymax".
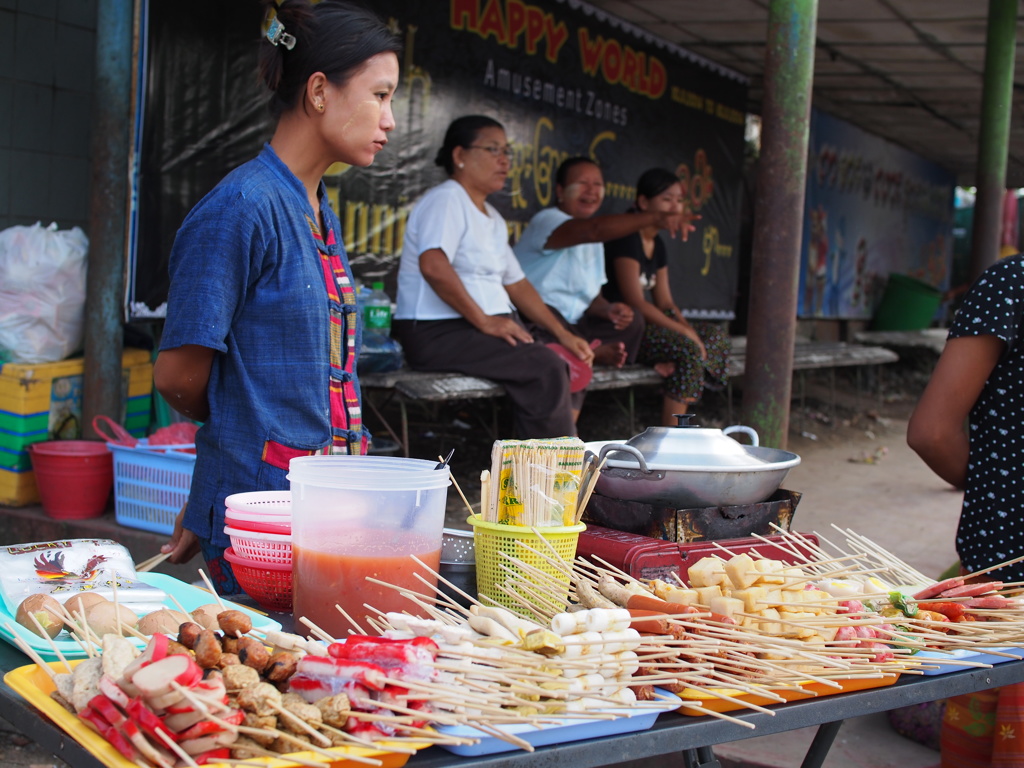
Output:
[{"xmin": 161, "ymin": 144, "xmax": 364, "ymax": 548}]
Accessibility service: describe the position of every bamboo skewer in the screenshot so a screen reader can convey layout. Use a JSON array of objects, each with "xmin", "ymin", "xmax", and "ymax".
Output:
[
  {"xmin": 674, "ymin": 701, "xmax": 757, "ymax": 729},
  {"xmin": 298, "ymin": 615, "xmax": 336, "ymax": 644},
  {"xmin": 439, "ymin": 456, "xmax": 475, "ymax": 517},
  {"xmin": 333, "ymin": 602, "xmax": 367, "ymax": 636},
  {"xmin": 197, "ymin": 569, "xmax": 228, "ymax": 610},
  {"xmin": 964, "ymin": 554, "xmax": 1024, "ymax": 579},
  {"xmin": 135, "ymin": 551, "xmax": 172, "ymax": 573},
  {"xmin": 25, "ymin": 613, "xmax": 73, "ymax": 674}
]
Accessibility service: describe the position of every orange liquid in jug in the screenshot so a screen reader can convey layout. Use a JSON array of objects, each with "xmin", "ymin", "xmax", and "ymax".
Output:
[{"xmin": 292, "ymin": 533, "xmax": 440, "ymax": 638}]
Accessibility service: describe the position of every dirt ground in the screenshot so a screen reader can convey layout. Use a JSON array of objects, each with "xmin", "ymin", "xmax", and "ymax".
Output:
[{"xmin": 0, "ymin": 350, "xmax": 959, "ymax": 766}]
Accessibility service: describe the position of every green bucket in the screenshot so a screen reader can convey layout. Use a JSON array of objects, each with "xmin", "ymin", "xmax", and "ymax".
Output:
[{"xmin": 871, "ymin": 273, "xmax": 942, "ymax": 331}]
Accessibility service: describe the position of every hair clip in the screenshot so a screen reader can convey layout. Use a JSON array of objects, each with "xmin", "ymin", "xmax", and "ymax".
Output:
[{"xmin": 266, "ymin": 17, "xmax": 297, "ymax": 50}]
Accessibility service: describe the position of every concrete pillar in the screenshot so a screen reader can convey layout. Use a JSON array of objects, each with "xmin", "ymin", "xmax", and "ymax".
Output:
[
  {"xmin": 82, "ymin": 0, "xmax": 133, "ymax": 438},
  {"xmin": 969, "ymin": 0, "xmax": 1018, "ymax": 280},
  {"xmin": 741, "ymin": 0, "xmax": 818, "ymax": 448}
]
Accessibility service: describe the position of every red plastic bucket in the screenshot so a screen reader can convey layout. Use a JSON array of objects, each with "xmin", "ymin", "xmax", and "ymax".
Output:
[{"xmin": 28, "ymin": 440, "xmax": 113, "ymax": 520}]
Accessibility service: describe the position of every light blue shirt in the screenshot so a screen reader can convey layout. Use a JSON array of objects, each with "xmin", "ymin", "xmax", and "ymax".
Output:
[{"xmin": 514, "ymin": 207, "xmax": 605, "ymax": 323}]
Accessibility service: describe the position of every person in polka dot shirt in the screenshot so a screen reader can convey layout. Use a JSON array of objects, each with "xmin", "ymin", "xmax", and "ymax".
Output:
[
  {"xmin": 908, "ymin": 252, "xmax": 1024, "ymax": 765},
  {"xmin": 909, "ymin": 253, "xmax": 1024, "ymax": 582}
]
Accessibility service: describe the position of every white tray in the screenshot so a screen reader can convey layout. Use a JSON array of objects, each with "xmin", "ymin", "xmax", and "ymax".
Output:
[{"xmin": 0, "ymin": 572, "xmax": 281, "ymax": 661}]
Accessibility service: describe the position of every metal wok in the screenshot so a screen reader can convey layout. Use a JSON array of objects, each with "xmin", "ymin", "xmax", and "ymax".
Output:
[{"xmin": 584, "ymin": 423, "xmax": 801, "ymax": 508}]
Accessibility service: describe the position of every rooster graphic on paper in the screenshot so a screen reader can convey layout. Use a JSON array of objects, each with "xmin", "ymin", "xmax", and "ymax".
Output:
[{"xmin": 33, "ymin": 551, "xmax": 109, "ymax": 583}]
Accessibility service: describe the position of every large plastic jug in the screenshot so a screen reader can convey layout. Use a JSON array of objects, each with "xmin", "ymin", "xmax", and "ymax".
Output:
[{"xmin": 287, "ymin": 455, "xmax": 450, "ymax": 637}]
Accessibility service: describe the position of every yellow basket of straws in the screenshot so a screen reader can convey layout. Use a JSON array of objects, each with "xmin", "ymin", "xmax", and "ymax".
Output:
[
  {"xmin": 468, "ymin": 514, "xmax": 585, "ymax": 612},
  {"xmin": 472, "ymin": 438, "xmax": 597, "ymax": 612}
]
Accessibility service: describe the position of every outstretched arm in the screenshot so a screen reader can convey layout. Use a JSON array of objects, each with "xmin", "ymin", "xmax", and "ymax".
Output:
[
  {"xmin": 545, "ymin": 208, "xmax": 696, "ymax": 250},
  {"xmin": 907, "ymin": 334, "xmax": 1004, "ymax": 489}
]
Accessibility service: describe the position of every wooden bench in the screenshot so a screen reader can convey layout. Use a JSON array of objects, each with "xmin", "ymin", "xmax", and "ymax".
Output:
[
  {"xmin": 853, "ymin": 329, "xmax": 948, "ymax": 355},
  {"xmin": 361, "ymin": 339, "xmax": 898, "ymax": 455}
]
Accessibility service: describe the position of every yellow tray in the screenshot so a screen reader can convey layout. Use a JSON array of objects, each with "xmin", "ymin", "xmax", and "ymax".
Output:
[
  {"xmin": 5, "ymin": 659, "xmax": 430, "ymax": 768},
  {"xmin": 677, "ymin": 673, "xmax": 901, "ymax": 714}
]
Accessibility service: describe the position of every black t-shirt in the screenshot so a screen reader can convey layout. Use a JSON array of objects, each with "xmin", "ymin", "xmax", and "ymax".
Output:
[
  {"xmin": 602, "ymin": 231, "xmax": 666, "ymax": 304},
  {"xmin": 949, "ymin": 255, "xmax": 1024, "ymax": 579}
]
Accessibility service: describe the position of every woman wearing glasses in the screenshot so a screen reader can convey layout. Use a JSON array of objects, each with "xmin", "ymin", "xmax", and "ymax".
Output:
[{"xmin": 393, "ymin": 115, "xmax": 593, "ymax": 438}]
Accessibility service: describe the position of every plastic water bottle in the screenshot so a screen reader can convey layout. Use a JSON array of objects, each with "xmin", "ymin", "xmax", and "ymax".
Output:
[{"xmin": 363, "ymin": 281, "xmax": 392, "ymax": 334}]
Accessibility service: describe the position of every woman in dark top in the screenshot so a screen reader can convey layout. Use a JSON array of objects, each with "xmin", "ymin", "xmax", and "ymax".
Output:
[
  {"xmin": 604, "ymin": 168, "xmax": 729, "ymax": 425},
  {"xmin": 908, "ymin": 253, "xmax": 1024, "ymax": 765}
]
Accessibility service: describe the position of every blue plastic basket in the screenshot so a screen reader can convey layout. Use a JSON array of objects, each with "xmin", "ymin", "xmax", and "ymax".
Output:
[{"xmin": 107, "ymin": 441, "xmax": 196, "ymax": 535}]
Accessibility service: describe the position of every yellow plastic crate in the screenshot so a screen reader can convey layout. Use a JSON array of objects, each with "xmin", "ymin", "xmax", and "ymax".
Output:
[
  {"xmin": 0, "ymin": 467, "xmax": 40, "ymax": 508},
  {"xmin": 0, "ymin": 348, "xmax": 153, "ymax": 506}
]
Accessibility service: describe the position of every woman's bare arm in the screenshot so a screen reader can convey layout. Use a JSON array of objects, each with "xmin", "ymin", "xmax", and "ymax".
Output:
[
  {"xmin": 907, "ymin": 334, "xmax": 1004, "ymax": 489},
  {"xmin": 545, "ymin": 210, "xmax": 682, "ymax": 250},
  {"xmin": 505, "ymin": 278, "xmax": 594, "ymax": 364},
  {"xmin": 154, "ymin": 345, "xmax": 216, "ymax": 422},
  {"xmin": 419, "ymin": 248, "xmax": 532, "ymax": 346}
]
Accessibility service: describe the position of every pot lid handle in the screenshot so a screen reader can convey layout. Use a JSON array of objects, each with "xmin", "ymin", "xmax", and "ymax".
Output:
[
  {"xmin": 723, "ymin": 425, "xmax": 760, "ymax": 447},
  {"xmin": 672, "ymin": 413, "xmax": 698, "ymax": 428},
  {"xmin": 598, "ymin": 443, "xmax": 652, "ymax": 473}
]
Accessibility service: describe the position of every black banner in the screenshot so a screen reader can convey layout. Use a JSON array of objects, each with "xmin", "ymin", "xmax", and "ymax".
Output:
[{"xmin": 130, "ymin": 0, "xmax": 748, "ymax": 320}]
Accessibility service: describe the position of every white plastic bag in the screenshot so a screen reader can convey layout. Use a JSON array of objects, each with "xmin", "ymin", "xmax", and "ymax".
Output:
[
  {"xmin": 0, "ymin": 221, "xmax": 89, "ymax": 364},
  {"xmin": 0, "ymin": 539, "xmax": 168, "ymax": 617}
]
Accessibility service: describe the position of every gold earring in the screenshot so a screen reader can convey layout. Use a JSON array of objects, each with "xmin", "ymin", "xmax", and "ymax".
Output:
[{"xmin": 317, "ymin": 102, "xmax": 324, "ymax": 112}]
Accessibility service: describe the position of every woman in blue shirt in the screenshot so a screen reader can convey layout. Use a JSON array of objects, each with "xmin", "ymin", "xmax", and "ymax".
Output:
[{"xmin": 154, "ymin": 0, "xmax": 400, "ymax": 590}]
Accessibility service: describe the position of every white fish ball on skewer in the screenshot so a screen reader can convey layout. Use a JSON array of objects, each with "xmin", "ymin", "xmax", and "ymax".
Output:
[{"xmin": 583, "ymin": 608, "xmax": 632, "ymax": 633}]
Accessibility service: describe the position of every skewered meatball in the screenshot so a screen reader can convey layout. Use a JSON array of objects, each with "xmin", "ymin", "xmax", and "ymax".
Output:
[
  {"xmin": 236, "ymin": 682, "xmax": 282, "ymax": 717},
  {"xmin": 242, "ymin": 712, "xmax": 278, "ymax": 746},
  {"xmin": 222, "ymin": 663, "xmax": 261, "ymax": 691},
  {"xmin": 229, "ymin": 736, "xmax": 264, "ymax": 759},
  {"xmin": 315, "ymin": 694, "xmax": 351, "ymax": 729},
  {"xmin": 217, "ymin": 652, "xmax": 241, "ymax": 669},
  {"xmin": 279, "ymin": 692, "xmax": 322, "ymax": 733},
  {"xmin": 271, "ymin": 734, "xmax": 310, "ymax": 754}
]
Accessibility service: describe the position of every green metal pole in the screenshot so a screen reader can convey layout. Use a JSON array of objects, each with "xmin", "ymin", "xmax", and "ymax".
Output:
[
  {"xmin": 82, "ymin": 0, "xmax": 133, "ymax": 438},
  {"xmin": 741, "ymin": 0, "xmax": 818, "ymax": 449},
  {"xmin": 969, "ymin": 0, "xmax": 1017, "ymax": 280}
]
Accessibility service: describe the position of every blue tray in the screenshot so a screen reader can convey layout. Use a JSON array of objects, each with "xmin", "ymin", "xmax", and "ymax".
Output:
[
  {"xmin": 913, "ymin": 646, "xmax": 1023, "ymax": 675},
  {"xmin": 0, "ymin": 572, "xmax": 281, "ymax": 661},
  {"xmin": 435, "ymin": 689, "xmax": 682, "ymax": 756}
]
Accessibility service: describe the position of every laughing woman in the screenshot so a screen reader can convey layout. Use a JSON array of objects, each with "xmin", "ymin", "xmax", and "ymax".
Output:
[
  {"xmin": 514, "ymin": 156, "xmax": 693, "ymax": 369},
  {"xmin": 392, "ymin": 116, "xmax": 593, "ymax": 438}
]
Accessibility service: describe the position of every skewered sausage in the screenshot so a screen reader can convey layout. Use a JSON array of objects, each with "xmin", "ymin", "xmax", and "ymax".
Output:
[
  {"xmin": 217, "ymin": 610, "xmax": 252, "ymax": 637},
  {"xmin": 193, "ymin": 629, "xmax": 223, "ymax": 669},
  {"xmin": 265, "ymin": 651, "xmax": 299, "ymax": 683},
  {"xmin": 236, "ymin": 636, "xmax": 271, "ymax": 672}
]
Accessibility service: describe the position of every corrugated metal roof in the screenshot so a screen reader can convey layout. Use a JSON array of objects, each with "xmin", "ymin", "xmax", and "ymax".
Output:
[{"xmin": 585, "ymin": 0, "xmax": 1024, "ymax": 186}]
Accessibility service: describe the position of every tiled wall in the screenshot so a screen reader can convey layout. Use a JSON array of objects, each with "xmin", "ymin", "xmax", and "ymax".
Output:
[{"xmin": 0, "ymin": 0, "xmax": 97, "ymax": 232}]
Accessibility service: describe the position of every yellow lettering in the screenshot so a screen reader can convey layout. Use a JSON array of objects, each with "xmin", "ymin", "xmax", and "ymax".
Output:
[
  {"xmin": 701, "ymin": 226, "xmax": 716, "ymax": 276},
  {"xmin": 671, "ymin": 86, "xmax": 704, "ymax": 110},
  {"xmin": 715, "ymin": 102, "xmax": 744, "ymax": 125}
]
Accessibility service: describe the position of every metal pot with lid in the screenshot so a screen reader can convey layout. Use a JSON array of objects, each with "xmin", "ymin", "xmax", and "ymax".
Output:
[{"xmin": 584, "ymin": 414, "xmax": 801, "ymax": 509}]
